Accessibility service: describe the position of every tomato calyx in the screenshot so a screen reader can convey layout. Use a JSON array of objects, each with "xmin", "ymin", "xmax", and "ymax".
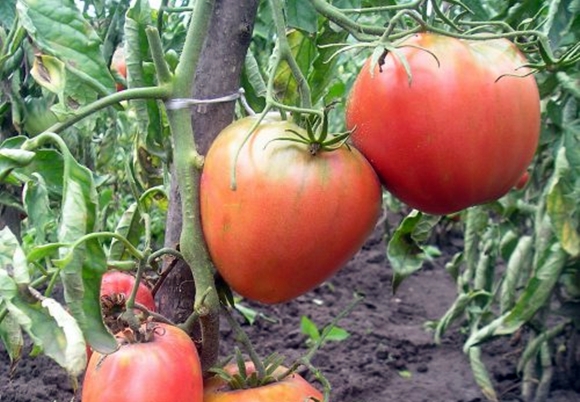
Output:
[
  {"xmin": 116, "ymin": 320, "xmax": 161, "ymax": 345},
  {"xmin": 209, "ymin": 350, "xmax": 289, "ymax": 391},
  {"xmin": 270, "ymin": 111, "xmax": 351, "ymax": 156}
]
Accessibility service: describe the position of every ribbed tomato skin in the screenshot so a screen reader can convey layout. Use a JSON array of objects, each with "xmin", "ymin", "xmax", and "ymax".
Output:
[
  {"xmin": 346, "ymin": 33, "xmax": 540, "ymax": 215},
  {"xmin": 200, "ymin": 115, "xmax": 382, "ymax": 304},
  {"xmin": 82, "ymin": 324, "xmax": 203, "ymax": 402}
]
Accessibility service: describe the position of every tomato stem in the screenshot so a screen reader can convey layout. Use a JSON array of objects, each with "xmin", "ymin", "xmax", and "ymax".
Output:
[
  {"xmin": 163, "ymin": 0, "xmax": 221, "ymax": 372},
  {"xmin": 309, "ymin": 0, "xmax": 576, "ymax": 74},
  {"xmin": 221, "ymin": 305, "xmax": 268, "ymax": 381}
]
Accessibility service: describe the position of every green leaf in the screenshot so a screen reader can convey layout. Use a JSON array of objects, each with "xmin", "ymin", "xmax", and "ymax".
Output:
[
  {"xmin": 387, "ymin": 210, "xmax": 441, "ymax": 292},
  {"xmin": 125, "ymin": 0, "xmax": 167, "ymax": 169},
  {"xmin": 285, "ymin": 0, "xmax": 318, "ymax": 34},
  {"xmin": 309, "ymin": 21, "xmax": 349, "ymax": 105},
  {"xmin": 323, "ymin": 325, "xmax": 350, "ymax": 342},
  {"xmin": 16, "ymin": 0, "xmax": 115, "ymax": 98},
  {"xmin": 0, "ymin": 0, "xmax": 17, "ymax": 28},
  {"xmin": 0, "ymin": 310, "xmax": 24, "ymax": 365},
  {"xmin": 434, "ymin": 289, "xmax": 488, "ymax": 343},
  {"xmin": 108, "ymin": 202, "xmax": 142, "ymax": 261},
  {"xmin": 273, "ymin": 30, "xmax": 316, "ymax": 105},
  {"xmin": 23, "ymin": 173, "xmax": 55, "ymax": 244},
  {"xmin": 500, "ymin": 236, "xmax": 533, "ymax": 314},
  {"xmin": 56, "ymin": 150, "xmax": 116, "ymax": 353},
  {"xmin": 300, "ymin": 315, "xmax": 320, "ymax": 341},
  {"xmin": 543, "ymin": 0, "xmax": 577, "ymax": 49},
  {"xmin": 20, "ymin": 150, "xmax": 65, "ymax": 197},
  {"xmin": 26, "ymin": 243, "xmax": 65, "ymax": 264},
  {"xmin": 546, "ymin": 146, "xmax": 580, "ymax": 257},
  {"xmin": 501, "ymin": 243, "xmax": 566, "ymax": 330},
  {"xmin": 468, "ymin": 347, "xmax": 498, "ymax": 402},
  {"xmin": 0, "ymin": 270, "xmax": 87, "ymax": 376},
  {"xmin": 0, "ymin": 136, "xmax": 35, "ymax": 178},
  {"xmin": 0, "ymin": 227, "xmax": 30, "ymax": 285}
]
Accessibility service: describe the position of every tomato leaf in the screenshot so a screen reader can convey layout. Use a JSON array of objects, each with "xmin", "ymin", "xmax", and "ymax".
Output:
[
  {"xmin": 309, "ymin": 22, "xmax": 349, "ymax": 105},
  {"xmin": 273, "ymin": 30, "xmax": 316, "ymax": 105},
  {"xmin": 0, "ymin": 229, "xmax": 87, "ymax": 376},
  {"xmin": 499, "ymin": 235, "xmax": 533, "ymax": 314},
  {"xmin": 0, "ymin": 227, "xmax": 30, "ymax": 285},
  {"xmin": 21, "ymin": 150, "xmax": 65, "ymax": 197},
  {"xmin": 16, "ymin": 0, "xmax": 115, "ymax": 95},
  {"xmin": 0, "ymin": 0, "xmax": 17, "ymax": 28},
  {"xmin": 285, "ymin": 0, "xmax": 318, "ymax": 34},
  {"xmin": 23, "ymin": 173, "xmax": 55, "ymax": 244},
  {"xmin": 387, "ymin": 210, "xmax": 441, "ymax": 293},
  {"xmin": 108, "ymin": 202, "xmax": 142, "ymax": 261},
  {"xmin": 55, "ymin": 150, "xmax": 117, "ymax": 354},
  {"xmin": 0, "ymin": 274, "xmax": 87, "ymax": 377},
  {"xmin": 0, "ymin": 136, "xmax": 35, "ymax": 178},
  {"xmin": 0, "ymin": 310, "xmax": 24, "ymax": 366},
  {"xmin": 300, "ymin": 315, "xmax": 320, "ymax": 341},
  {"xmin": 546, "ymin": 131, "xmax": 580, "ymax": 257},
  {"xmin": 468, "ymin": 347, "xmax": 498, "ymax": 401}
]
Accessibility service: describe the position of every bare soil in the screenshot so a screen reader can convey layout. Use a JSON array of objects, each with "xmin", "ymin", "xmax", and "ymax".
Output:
[{"xmin": 1, "ymin": 211, "xmax": 579, "ymax": 401}]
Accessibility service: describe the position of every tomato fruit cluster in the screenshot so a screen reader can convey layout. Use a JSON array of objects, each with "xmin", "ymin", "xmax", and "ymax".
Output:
[
  {"xmin": 200, "ymin": 115, "xmax": 381, "ymax": 304},
  {"xmin": 346, "ymin": 33, "xmax": 540, "ymax": 215}
]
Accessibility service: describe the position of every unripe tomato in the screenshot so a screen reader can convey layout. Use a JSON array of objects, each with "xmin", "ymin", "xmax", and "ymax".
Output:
[
  {"xmin": 82, "ymin": 324, "xmax": 203, "ymax": 402},
  {"xmin": 346, "ymin": 33, "xmax": 540, "ymax": 215},
  {"xmin": 203, "ymin": 363, "xmax": 323, "ymax": 402},
  {"xmin": 200, "ymin": 115, "xmax": 381, "ymax": 303}
]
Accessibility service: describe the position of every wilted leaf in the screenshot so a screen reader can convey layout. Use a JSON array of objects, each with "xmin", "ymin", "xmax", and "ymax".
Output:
[
  {"xmin": 16, "ymin": 0, "xmax": 115, "ymax": 94},
  {"xmin": 387, "ymin": 210, "xmax": 441, "ymax": 292},
  {"xmin": 23, "ymin": 173, "xmax": 55, "ymax": 243},
  {"xmin": 108, "ymin": 202, "xmax": 142, "ymax": 261},
  {"xmin": 30, "ymin": 54, "xmax": 66, "ymax": 95},
  {"xmin": 0, "ymin": 227, "xmax": 30, "ymax": 284},
  {"xmin": 0, "ymin": 269, "xmax": 87, "ymax": 376},
  {"xmin": 0, "ymin": 311, "xmax": 24, "ymax": 365}
]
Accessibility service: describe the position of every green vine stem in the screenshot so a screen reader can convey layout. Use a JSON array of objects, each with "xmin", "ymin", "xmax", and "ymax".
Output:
[
  {"xmin": 45, "ymin": 86, "xmax": 172, "ymax": 135},
  {"xmin": 221, "ymin": 305, "xmax": 268, "ymax": 380},
  {"xmin": 161, "ymin": 0, "xmax": 221, "ymax": 371}
]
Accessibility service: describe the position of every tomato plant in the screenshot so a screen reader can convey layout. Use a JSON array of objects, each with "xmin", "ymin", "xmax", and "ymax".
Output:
[
  {"xmin": 203, "ymin": 362, "xmax": 323, "ymax": 402},
  {"xmin": 101, "ymin": 270, "xmax": 156, "ymax": 312},
  {"xmin": 346, "ymin": 33, "xmax": 541, "ymax": 215},
  {"xmin": 82, "ymin": 324, "xmax": 203, "ymax": 402},
  {"xmin": 200, "ymin": 115, "xmax": 382, "ymax": 303}
]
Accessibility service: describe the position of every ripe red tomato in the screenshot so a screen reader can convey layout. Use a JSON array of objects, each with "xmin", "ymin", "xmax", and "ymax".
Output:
[
  {"xmin": 346, "ymin": 33, "xmax": 540, "ymax": 215},
  {"xmin": 203, "ymin": 363, "xmax": 323, "ymax": 402},
  {"xmin": 82, "ymin": 324, "xmax": 203, "ymax": 402},
  {"xmin": 101, "ymin": 270, "xmax": 156, "ymax": 311},
  {"xmin": 200, "ymin": 115, "xmax": 381, "ymax": 303}
]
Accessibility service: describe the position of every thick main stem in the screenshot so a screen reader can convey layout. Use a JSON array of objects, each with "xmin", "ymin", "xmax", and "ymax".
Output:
[
  {"xmin": 163, "ymin": 0, "xmax": 219, "ymax": 371},
  {"xmin": 159, "ymin": 0, "xmax": 259, "ymax": 372}
]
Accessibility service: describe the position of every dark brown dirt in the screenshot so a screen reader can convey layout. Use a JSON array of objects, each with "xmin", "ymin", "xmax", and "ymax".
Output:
[{"xmin": 1, "ymin": 211, "xmax": 579, "ymax": 401}]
